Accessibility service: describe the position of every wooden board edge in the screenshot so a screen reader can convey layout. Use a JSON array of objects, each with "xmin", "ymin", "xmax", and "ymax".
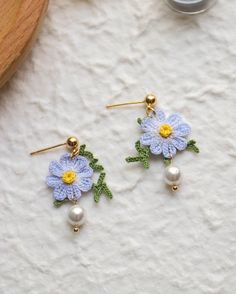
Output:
[{"xmin": 0, "ymin": 0, "xmax": 49, "ymax": 88}]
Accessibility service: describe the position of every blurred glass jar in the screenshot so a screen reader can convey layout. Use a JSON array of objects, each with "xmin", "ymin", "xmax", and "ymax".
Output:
[{"xmin": 165, "ymin": 0, "xmax": 216, "ymax": 14}]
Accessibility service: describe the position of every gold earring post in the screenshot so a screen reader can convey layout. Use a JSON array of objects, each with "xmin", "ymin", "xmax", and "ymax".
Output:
[
  {"xmin": 106, "ymin": 100, "xmax": 145, "ymax": 109},
  {"xmin": 30, "ymin": 136, "xmax": 80, "ymax": 156},
  {"xmin": 30, "ymin": 142, "xmax": 67, "ymax": 155},
  {"xmin": 106, "ymin": 94, "xmax": 157, "ymax": 116}
]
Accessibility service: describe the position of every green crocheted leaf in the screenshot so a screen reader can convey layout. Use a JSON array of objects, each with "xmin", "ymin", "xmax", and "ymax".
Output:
[
  {"xmin": 163, "ymin": 158, "xmax": 172, "ymax": 166},
  {"xmin": 92, "ymin": 172, "xmax": 113, "ymax": 203},
  {"xmin": 102, "ymin": 183, "xmax": 113, "ymax": 199},
  {"xmin": 135, "ymin": 140, "xmax": 142, "ymax": 152},
  {"xmin": 54, "ymin": 199, "xmax": 69, "ymax": 208},
  {"xmin": 97, "ymin": 172, "xmax": 106, "ymax": 185},
  {"xmin": 79, "ymin": 144, "xmax": 86, "ymax": 154},
  {"xmin": 137, "ymin": 118, "xmax": 142, "ymax": 125},
  {"xmin": 93, "ymin": 165, "xmax": 104, "ymax": 172},
  {"xmin": 141, "ymin": 158, "xmax": 150, "ymax": 169},
  {"xmin": 93, "ymin": 184, "xmax": 101, "ymax": 203},
  {"xmin": 79, "ymin": 146, "xmax": 112, "ymax": 202},
  {"xmin": 126, "ymin": 140, "xmax": 150, "ymax": 169},
  {"xmin": 187, "ymin": 140, "xmax": 200, "ymax": 153},
  {"xmin": 90, "ymin": 158, "xmax": 104, "ymax": 172},
  {"xmin": 91, "ymin": 158, "xmax": 98, "ymax": 164},
  {"xmin": 126, "ymin": 156, "xmax": 142, "ymax": 163},
  {"xmin": 83, "ymin": 151, "xmax": 93, "ymax": 160}
]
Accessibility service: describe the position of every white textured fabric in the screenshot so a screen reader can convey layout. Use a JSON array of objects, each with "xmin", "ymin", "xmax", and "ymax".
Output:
[{"xmin": 0, "ymin": 1, "xmax": 236, "ymax": 293}]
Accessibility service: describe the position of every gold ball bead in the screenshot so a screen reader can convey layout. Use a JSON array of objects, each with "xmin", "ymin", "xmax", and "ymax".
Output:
[
  {"xmin": 172, "ymin": 185, "xmax": 179, "ymax": 192},
  {"xmin": 67, "ymin": 137, "xmax": 78, "ymax": 148},
  {"xmin": 145, "ymin": 94, "xmax": 156, "ymax": 106},
  {"xmin": 73, "ymin": 226, "xmax": 79, "ymax": 233}
]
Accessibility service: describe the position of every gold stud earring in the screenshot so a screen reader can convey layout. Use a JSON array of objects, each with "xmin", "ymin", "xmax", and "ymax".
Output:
[
  {"xmin": 107, "ymin": 94, "xmax": 199, "ymax": 191},
  {"xmin": 31, "ymin": 136, "xmax": 112, "ymax": 233}
]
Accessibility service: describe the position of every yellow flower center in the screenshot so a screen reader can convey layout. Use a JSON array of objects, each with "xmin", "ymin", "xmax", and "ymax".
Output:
[
  {"xmin": 62, "ymin": 170, "xmax": 77, "ymax": 184},
  {"xmin": 159, "ymin": 124, "xmax": 173, "ymax": 138}
]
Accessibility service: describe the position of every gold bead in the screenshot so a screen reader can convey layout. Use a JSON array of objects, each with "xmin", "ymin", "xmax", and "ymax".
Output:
[
  {"xmin": 172, "ymin": 185, "xmax": 179, "ymax": 192},
  {"xmin": 67, "ymin": 137, "xmax": 78, "ymax": 148},
  {"xmin": 73, "ymin": 226, "xmax": 80, "ymax": 233},
  {"xmin": 145, "ymin": 94, "xmax": 156, "ymax": 106}
]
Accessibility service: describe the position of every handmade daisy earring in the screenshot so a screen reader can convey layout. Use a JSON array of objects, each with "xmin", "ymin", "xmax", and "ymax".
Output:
[
  {"xmin": 107, "ymin": 94, "xmax": 199, "ymax": 191},
  {"xmin": 30, "ymin": 136, "xmax": 112, "ymax": 232}
]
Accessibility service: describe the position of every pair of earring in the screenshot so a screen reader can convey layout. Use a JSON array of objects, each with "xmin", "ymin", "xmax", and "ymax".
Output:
[{"xmin": 31, "ymin": 93, "xmax": 199, "ymax": 233}]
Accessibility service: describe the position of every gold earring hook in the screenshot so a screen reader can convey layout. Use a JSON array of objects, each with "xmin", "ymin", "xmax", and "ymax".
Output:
[
  {"xmin": 30, "ymin": 136, "xmax": 80, "ymax": 158},
  {"xmin": 106, "ymin": 94, "xmax": 157, "ymax": 116}
]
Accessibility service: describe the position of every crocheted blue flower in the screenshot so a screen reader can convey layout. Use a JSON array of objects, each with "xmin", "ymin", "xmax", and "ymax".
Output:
[
  {"xmin": 140, "ymin": 108, "xmax": 191, "ymax": 158},
  {"xmin": 46, "ymin": 153, "xmax": 93, "ymax": 201}
]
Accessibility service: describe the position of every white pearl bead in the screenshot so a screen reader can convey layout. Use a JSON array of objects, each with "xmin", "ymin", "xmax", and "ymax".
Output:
[
  {"xmin": 164, "ymin": 166, "xmax": 181, "ymax": 186},
  {"xmin": 67, "ymin": 205, "xmax": 85, "ymax": 227}
]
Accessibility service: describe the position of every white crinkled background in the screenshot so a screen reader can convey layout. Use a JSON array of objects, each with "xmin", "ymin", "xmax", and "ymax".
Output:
[{"xmin": 0, "ymin": 0, "xmax": 236, "ymax": 293}]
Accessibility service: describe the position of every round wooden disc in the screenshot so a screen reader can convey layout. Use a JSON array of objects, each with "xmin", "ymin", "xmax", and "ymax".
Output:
[{"xmin": 0, "ymin": 0, "xmax": 49, "ymax": 88}]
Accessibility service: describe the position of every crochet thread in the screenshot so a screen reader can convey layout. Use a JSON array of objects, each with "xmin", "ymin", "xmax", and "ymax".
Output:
[
  {"xmin": 126, "ymin": 114, "xmax": 200, "ymax": 168},
  {"xmin": 51, "ymin": 145, "xmax": 113, "ymax": 207},
  {"xmin": 54, "ymin": 199, "xmax": 69, "ymax": 207},
  {"xmin": 163, "ymin": 157, "xmax": 172, "ymax": 166},
  {"xmin": 79, "ymin": 144, "xmax": 113, "ymax": 203},
  {"xmin": 137, "ymin": 118, "xmax": 142, "ymax": 125},
  {"xmin": 126, "ymin": 139, "xmax": 200, "ymax": 168},
  {"xmin": 186, "ymin": 140, "xmax": 200, "ymax": 153},
  {"xmin": 126, "ymin": 141, "xmax": 150, "ymax": 169},
  {"xmin": 48, "ymin": 154, "xmax": 93, "ymax": 204},
  {"xmin": 140, "ymin": 109, "xmax": 192, "ymax": 158},
  {"xmin": 92, "ymin": 172, "xmax": 113, "ymax": 203}
]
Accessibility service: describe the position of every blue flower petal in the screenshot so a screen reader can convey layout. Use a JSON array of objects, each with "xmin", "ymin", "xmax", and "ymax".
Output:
[
  {"xmin": 63, "ymin": 185, "xmax": 73, "ymax": 200},
  {"xmin": 167, "ymin": 113, "xmax": 182, "ymax": 128},
  {"xmin": 73, "ymin": 156, "xmax": 89, "ymax": 173},
  {"xmin": 162, "ymin": 142, "xmax": 176, "ymax": 158},
  {"xmin": 172, "ymin": 137, "xmax": 187, "ymax": 151},
  {"xmin": 59, "ymin": 153, "xmax": 73, "ymax": 170},
  {"xmin": 46, "ymin": 175, "xmax": 62, "ymax": 188},
  {"xmin": 150, "ymin": 139, "xmax": 162, "ymax": 155},
  {"xmin": 168, "ymin": 143, "xmax": 177, "ymax": 157},
  {"xmin": 141, "ymin": 117, "xmax": 159, "ymax": 132},
  {"xmin": 72, "ymin": 185, "xmax": 82, "ymax": 200},
  {"xmin": 49, "ymin": 160, "xmax": 64, "ymax": 177},
  {"xmin": 155, "ymin": 108, "xmax": 166, "ymax": 122},
  {"xmin": 77, "ymin": 166, "xmax": 93, "ymax": 178},
  {"xmin": 53, "ymin": 184, "xmax": 67, "ymax": 201},
  {"xmin": 140, "ymin": 132, "xmax": 156, "ymax": 146},
  {"xmin": 77, "ymin": 178, "xmax": 93, "ymax": 192},
  {"xmin": 174, "ymin": 123, "xmax": 191, "ymax": 137}
]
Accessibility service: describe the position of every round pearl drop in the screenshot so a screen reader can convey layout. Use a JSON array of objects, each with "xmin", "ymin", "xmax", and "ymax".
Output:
[
  {"xmin": 164, "ymin": 166, "xmax": 181, "ymax": 186},
  {"xmin": 67, "ymin": 205, "xmax": 85, "ymax": 227}
]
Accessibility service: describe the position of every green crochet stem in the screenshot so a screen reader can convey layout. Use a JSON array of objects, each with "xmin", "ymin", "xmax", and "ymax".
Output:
[
  {"xmin": 126, "ymin": 141, "xmax": 150, "ymax": 169},
  {"xmin": 163, "ymin": 140, "xmax": 199, "ymax": 165},
  {"xmin": 53, "ymin": 145, "xmax": 112, "ymax": 207},
  {"xmin": 92, "ymin": 172, "xmax": 113, "ymax": 203},
  {"xmin": 54, "ymin": 199, "xmax": 69, "ymax": 208},
  {"xmin": 137, "ymin": 118, "xmax": 142, "ymax": 125},
  {"xmin": 80, "ymin": 144, "xmax": 113, "ymax": 203},
  {"xmin": 163, "ymin": 158, "xmax": 172, "ymax": 166},
  {"xmin": 186, "ymin": 140, "xmax": 200, "ymax": 153},
  {"xmin": 79, "ymin": 144, "xmax": 104, "ymax": 172},
  {"xmin": 126, "ymin": 139, "xmax": 200, "ymax": 169}
]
